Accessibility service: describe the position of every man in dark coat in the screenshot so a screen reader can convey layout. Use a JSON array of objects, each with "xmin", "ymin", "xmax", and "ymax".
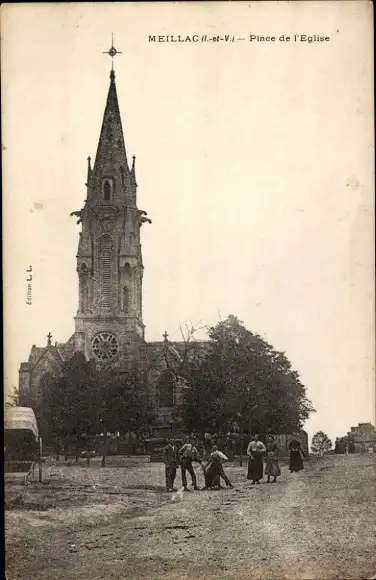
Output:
[{"xmin": 163, "ymin": 438, "xmax": 179, "ymax": 492}]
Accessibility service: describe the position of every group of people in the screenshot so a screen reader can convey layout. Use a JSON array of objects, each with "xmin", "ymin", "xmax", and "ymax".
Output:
[
  {"xmin": 246, "ymin": 434, "xmax": 304, "ymax": 485},
  {"xmin": 162, "ymin": 434, "xmax": 304, "ymax": 492},
  {"xmin": 163, "ymin": 436, "xmax": 234, "ymax": 492}
]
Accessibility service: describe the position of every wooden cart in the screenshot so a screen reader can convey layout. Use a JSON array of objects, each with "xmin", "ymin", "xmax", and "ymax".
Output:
[{"xmin": 4, "ymin": 407, "xmax": 42, "ymax": 484}]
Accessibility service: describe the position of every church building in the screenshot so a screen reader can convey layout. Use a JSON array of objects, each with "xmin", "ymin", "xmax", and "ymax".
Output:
[{"xmin": 18, "ymin": 55, "xmax": 187, "ymax": 435}]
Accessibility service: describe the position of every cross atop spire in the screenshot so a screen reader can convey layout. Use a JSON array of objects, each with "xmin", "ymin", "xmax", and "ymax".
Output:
[{"xmin": 103, "ymin": 34, "xmax": 122, "ymax": 73}]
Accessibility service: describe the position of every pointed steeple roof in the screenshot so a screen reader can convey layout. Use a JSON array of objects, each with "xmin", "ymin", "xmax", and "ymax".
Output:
[{"xmin": 92, "ymin": 69, "xmax": 129, "ymax": 182}]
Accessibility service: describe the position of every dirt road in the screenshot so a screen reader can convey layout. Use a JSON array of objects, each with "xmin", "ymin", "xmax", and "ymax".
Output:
[{"xmin": 5, "ymin": 454, "xmax": 376, "ymax": 580}]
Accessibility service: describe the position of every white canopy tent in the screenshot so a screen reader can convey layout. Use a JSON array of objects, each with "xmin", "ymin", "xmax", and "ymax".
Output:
[{"xmin": 4, "ymin": 406, "xmax": 39, "ymax": 440}]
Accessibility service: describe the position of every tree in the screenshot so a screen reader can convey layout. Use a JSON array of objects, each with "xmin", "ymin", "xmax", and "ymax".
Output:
[
  {"xmin": 37, "ymin": 355, "xmax": 156, "ymax": 464},
  {"xmin": 160, "ymin": 322, "xmax": 208, "ymax": 384},
  {"xmin": 5, "ymin": 386, "xmax": 20, "ymax": 407},
  {"xmin": 179, "ymin": 315, "xmax": 315, "ymax": 437},
  {"xmin": 311, "ymin": 431, "xmax": 332, "ymax": 456},
  {"xmin": 157, "ymin": 370, "xmax": 175, "ymax": 408},
  {"xmin": 98, "ymin": 365, "xmax": 155, "ymax": 465},
  {"xmin": 41, "ymin": 353, "xmax": 101, "ymax": 460}
]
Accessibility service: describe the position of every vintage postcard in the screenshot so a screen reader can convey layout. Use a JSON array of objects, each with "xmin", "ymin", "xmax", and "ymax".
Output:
[{"xmin": 3, "ymin": 2, "xmax": 375, "ymax": 580}]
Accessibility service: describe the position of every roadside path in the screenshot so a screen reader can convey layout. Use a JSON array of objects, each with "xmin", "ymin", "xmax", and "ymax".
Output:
[{"xmin": 6, "ymin": 455, "xmax": 376, "ymax": 580}]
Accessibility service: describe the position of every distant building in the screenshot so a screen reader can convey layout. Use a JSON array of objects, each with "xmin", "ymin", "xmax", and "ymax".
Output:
[
  {"xmin": 334, "ymin": 438, "xmax": 346, "ymax": 454},
  {"xmin": 275, "ymin": 431, "xmax": 309, "ymax": 457},
  {"xmin": 347, "ymin": 422, "xmax": 376, "ymax": 453}
]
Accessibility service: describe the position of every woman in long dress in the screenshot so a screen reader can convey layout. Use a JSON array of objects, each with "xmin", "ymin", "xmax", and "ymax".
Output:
[
  {"xmin": 289, "ymin": 439, "xmax": 304, "ymax": 472},
  {"xmin": 247, "ymin": 434, "xmax": 266, "ymax": 484},
  {"xmin": 265, "ymin": 435, "xmax": 281, "ymax": 483}
]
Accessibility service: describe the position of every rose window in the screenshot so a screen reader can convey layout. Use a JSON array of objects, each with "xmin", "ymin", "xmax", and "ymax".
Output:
[{"xmin": 92, "ymin": 332, "xmax": 119, "ymax": 361}]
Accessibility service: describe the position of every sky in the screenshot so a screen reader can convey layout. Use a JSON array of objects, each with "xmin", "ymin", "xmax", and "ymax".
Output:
[{"xmin": 2, "ymin": 2, "xmax": 375, "ymax": 445}]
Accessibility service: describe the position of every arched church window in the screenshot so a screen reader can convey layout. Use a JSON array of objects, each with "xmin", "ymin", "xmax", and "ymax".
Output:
[
  {"xmin": 103, "ymin": 179, "xmax": 112, "ymax": 201},
  {"xmin": 157, "ymin": 370, "xmax": 175, "ymax": 408},
  {"xmin": 123, "ymin": 286, "xmax": 129, "ymax": 313},
  {"xmin": 80, "ymin": 264, "xmax": 89, "ymax": 313},
  {"xmin": 39, "ymin": 372, "xmax": 54, "ymax": 406},
  {"xmin": 120, "ymin": 166, "xmax": 125, "ymax": 188},
  {"xmin": 83, "ymin": 287, "xmax": 89, "ymax": 313}
]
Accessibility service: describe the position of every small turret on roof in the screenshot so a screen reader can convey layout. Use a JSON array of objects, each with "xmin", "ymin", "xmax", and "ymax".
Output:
[{"xmin": 85, "ymin": 156, "xmax": 92, "ymax": 187}]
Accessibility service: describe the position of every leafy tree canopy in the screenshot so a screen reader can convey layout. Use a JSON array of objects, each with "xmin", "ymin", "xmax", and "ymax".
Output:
[
  {"xmin": 179, "ymin": 315, "xmax": 314, "ymax": 436},
  {"xmin": 311, "ymin": 431, "xmax": 332, "ymax": 455},
  {"xmin": 39, "ymin": 355, "xmax": 155, "ymax": 445},
  {"xmin": 98, "ymin": 365, "xmax": 155, "ymax": 434}
]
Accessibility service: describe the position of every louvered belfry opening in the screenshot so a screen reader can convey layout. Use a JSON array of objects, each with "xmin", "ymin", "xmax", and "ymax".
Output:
[{"xmin": 100, "ymin": 235, "xmax": 113, "ymax": 309}]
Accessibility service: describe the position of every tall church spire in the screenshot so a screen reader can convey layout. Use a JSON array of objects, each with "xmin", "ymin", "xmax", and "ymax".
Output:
[
  {"xmin": 73, "ymin": 47, "xmax": 150, "ymax": 368},
  {"xmin": 91, "ymin": 67, "xmax": 129, "ymax": 189}
]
